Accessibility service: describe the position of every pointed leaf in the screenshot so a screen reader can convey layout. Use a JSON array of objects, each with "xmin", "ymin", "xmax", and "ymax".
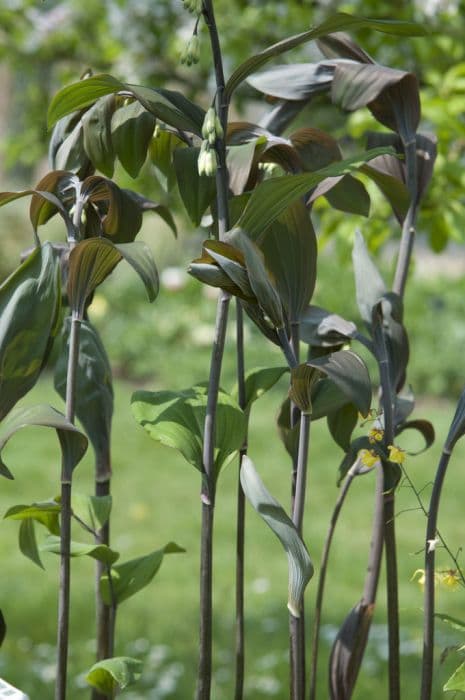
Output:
[
  {"xmin": 0, "ymin": 404, "xmax": 88, "ymax": 480},
  {"xmin": 445, "ymin": 388, "xmax": 465, "ymax": 452},
  {"xmin": 257, "ymin": 200, "xmax": 317, "ymax": 322},
  {"xmin": 41, "ymin": 534, "xmax": 119, "ymax": 565},
  {"xmin": 0, "ymin": 244, "xmax": 61, "ymax": 421},
  {"xmin": 227, "ymin": 138, "xmax": 264, "ymax": 196},
  {"xmin": 290, "ymin": 127, "xmax": 341, "ymax": 171},
  {"xmin": 247, "ymin": 62, "xmax": 335, "ymax": 101},
  {"xmin": 307, "ymin": 350, "xmax": 372, "ymax": 417},
  {"xmin": 4, "ymin": 500, "xmax": 60, "ymax": 535},
  {"xmin": 435, "ymin": 613, "xmax": 465, "ymax": 631},
  {"xmin": 115, "ymin": 242, "xmax": 159, "ymax": 303},
  {"xmin": 241, "ymin": 456, "xmax": 313, "ymax": 617},
  {"xmin": 48, "ymin": 74, "xmax": 125, "ymax": 128},
  {"xmin": 100, "ymin": 543, "xmax": 184, "ymax": 605},
  {"xmin": 126, "ymin": 85, "xmax": 205, "ymax": 136},
  {"xmin": 81, "ymin": 176, "xmax": 144, "ymax": 243},
  {"xmin": 238, "ymin": 147, "xmax": 394, "ymax": 239},
  {"xmin": 111, "ymin": 100, "xmax": 156, "ymax": 178},
  {"xmin": 328, "ymin": 403, "xmax": 359, "ymax": 451},
  {"xmin": 352, "ymin": 230, "xmax": 387, "ymax": 324},
  {"xmin": 86, "ymin": 657, "xmax": 143, "ymax": 694},
  {"xmin": 330, "ymin": 601, "xmax": 375, "ymax": 700},
  {"xmin": 232, "ymin": 366, "xmax": 288, "ymax": 413},
  {"xmin": 131, "ymin": 386, "xmax": 247, "ymax": 478},
  {"xmin": 311, "ymin": 377, "xmax": 352, "ymax": 421},
  {"xmin": 55, "ymin": 319, "xmax": 113, "ymax": 468},
  {"xmin": 444, "ymin": 661, "xmax": 465, "ymax": 693},
  {"xmin": 359, "ymin": 161, "xmax": 410, "ymax": 222},
  {"xmin": 82, "ymin": 95, "xmax": 116, "ymax": 177},
  {"xmin": 290, "ymin": 364, "xmax": 325, "ymax": 414},
  {"xmin": 310, "ymin": 173, "xmax": 371, "ymax": 217},
  {"xmin": 277, "ymin": 397, "xmax": 300, "ymax": 462},
  {"xmin": 71, "ymin": 492, "xmax": 112, "ymax": 532},
  {"xmin": 317, "ymin": 32, "xmax": 375, "ymax": 63},
  {"xmin": 300, "ymin": 305, "xmax": 358, "ymax": 347},
  {"xmin": 226, "ymin": 13, "xmax": 425, "ymax": 98},
  {"xmin": 395, "ymin": 419, "xmax": 435, "ymax": 455},
  {"xmin": 201, "ymin": 240, "xmax": 254, "ymax": 300},
  {"xmin": 29, "ymin": 171, "xmax": 77, "ymax": 233},
  {"xmin": 68, "ymin": 238, "xmax": 122, "ymax": 316},
  {"xmin": 19, "ymin": 519, "xmax": 43, "ymax": 569},
  {"xmin": 149, "ymin": 129, "xmax": 184, "ymax": 191},
  {"xmin": 173, "ymin": 147, "xmax": 216, "ymax": 226}
]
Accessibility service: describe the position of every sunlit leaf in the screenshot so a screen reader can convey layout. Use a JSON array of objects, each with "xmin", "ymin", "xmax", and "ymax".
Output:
[
  {"xmin": 86, "ymin": 657, "xmax": 143, "ymax": 694},
  {"xmin": 19, "ymin": 519, "xmax": 43, "ymax": 569},
  {"xmin": 68, "ymin": 238, "xmax": 122, "ymax": 317},
  {"xmin": 444, "ymin": 661, "xmax": 465, "ymax": 693},
  {"xmin": 4, "ymin": 500, "xmax": 60, "ymax": 536},
  {"xmin": 41, "ymin": 535, "xmax": 119, "ymax": 566},
  {"xmin": 48, "ymin": 74, "xmax": 125, "ymax": 128},
  {"xmin": 100, "ymin": 543, "xmax": 184, "ymax": 605},
  {"xmin": 240, "ymin": 456, "xmax": 313, "ymax": 617},
  {"xmin": 308, "ymin": 350, "xmax": 372, "ymax": 417}
]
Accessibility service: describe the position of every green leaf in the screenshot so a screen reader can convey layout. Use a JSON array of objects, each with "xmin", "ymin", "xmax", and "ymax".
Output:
[
  {"xmin": 19, "ymin": 519, "xmax": 43, "ymax": 569},
  {"xmin": 300, "ymin": 305, "xmax": 358, "ymax": 347},
  {"xmin": 277, "ymin": 397, "xmax": 300, "ymax": 462},
  {"xmin": 111, "ymin": 100, "xmax": 156, "ymax": 178},
  {"xmin": 310, "ymin": 174, "xmax": 371, "ymax": 217},
  {"xmin": 327, "ymin": 403, "xmax": 359, "ymax": 451},
  {"xmin": 0, "ymin": 609, "xmax": 6, "ymax": 648},
  {"xmin": 4, "ymin": 500, "xmax": 60, "ymax": 535},
  {"xmin": 227, "ymin": 138, "xmax": 265, "ymax": 195},
  {"xmin": 149, "ymin": 129, "xmax": 184, "ymax": 191},
  {"xmin": 435, "ymin": 613, "xmax": 465, "ymax": 632},
  {"xmin": 247, "ymin": 62, "xmax": 334, "ymax": 101},
  {"xmin": 0, "ymin": 404, "xmax": 88, "ymax": 481},
  {"xmin": 71, "ymin": 492, "xmax": 112, "ymax": 532},
  {"xmin": 115, "ymin": 241, "xmax": 159, "ymax": 303},
  {"xmin": 308, "ymin": 350, "xmax": 372, "ymax": 418},
  {"xmin": 289, "ymin": 364, "xmax": 325, "ymax": 414},
  {"xmin": 225, "ymin": 13, "xmax": 425, "ymax": 98},
  {"xmin": 240, "ymin": 456, "xmax": 313, "ymax": 617},
  {"xmin": 396, "ymin": 419, "xmax": 435, "ymax": 455},
  {"xmin": 359, "ymin": 162, "xmax": 410, "ymax": 222},
  {"xmin": 100, "ymin": 543, "xmax": 184, "ymax": 605},
  {"xmin": 86, "ymin": 656, "xmax": 143, "ymax": 694},
  {"xmin": 41, "ymin": 535, "xmax": 119, "ymax": 565},
  {"xmin": 48, "ymin": 74, "xmax": 125, "ymax": 129},
  {"xmin": 0, "ymin": 244, "xmax": 61, "ymax": 422},
  {"xmin": 444, "ymin": 661, "xmax": 465, "ymax": 693},
  {"xmin": 131, "ymin": 386, "xmax": 247, "ymax": 479},
  {"xmin": 257, "ymin": 200, "xmax": 317, "ymax": 322},
  {"xmin": 352, "ymin": 230, "xmax": 387, "ymax": 324},
  {"xmin": 68, "ymin": 238, "xmax": 122, "ymax": 317},
  {"xmin": 238, "ymin": 147, "xmax": 394, "ymax": 239},
  {"xmin": 228, "ymin": 229, "xmax": 284, "ymax": 329},
  {"xmin": 445, "ymin": 388, "xmax": 465, "ymax": 452},
  {"xmin": 173, "ymin": 147, "xmax": 216, "ymax": 226},
  {"xmin": 82, "ymin": 95, "xmax": 116, "ymax": 177},
  {"xmin": 232, "ymin": 366, "xmax": 288, "ymax": 413},
  {"xmin": 81, "ymin": 176, "xmax": 143, "ymax": 243}
]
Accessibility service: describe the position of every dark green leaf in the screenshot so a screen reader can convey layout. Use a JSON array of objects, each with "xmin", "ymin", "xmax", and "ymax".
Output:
[
  {"xmin": 327, "ymin": 403, "xmax": 359, "ymax": 451},
  {"xmin": 115, "ymin": 242, "xmax": 159, "ymax": 303},
  {"xmin": 127, "ymin": 85, "xmax": 205, "ymax": 136},
  {"xmin": 330, "ymin": 601, "xmax": 374, "ymax": 700},
  {"xmin": 444, "ymin": 661, "xmax": 465, "ymax": 693},
  {"xmin": 111, "ymin": 100, "xmax": 156, "ymax": 178},
  {"xmin": 41, "ymin": 535, "xmax": 119, "ymax": 565},
  {"xmin": 232, "ymin": 366, "xmax": 288, "ymax": 413},
  {"xmin": 317, "ymin": 32, "xmax": 375, "ymax": 63},
  {"xmin": 0, "ymin": 244, "xmax": 61, "ymax": 422},
  {"xmin": 445, "ymin": 388, "xmax": 465, "ymax": 452},
  {"xmin": 200, "ymin": 240, "xmax": 254, "ymax": 300},
  {"xmin": 359, "ymin": 161, "xmax": 410, "ymax": 222},
  {"xmin": 86, "ymin": 657, "xmax": 143, "ymax": 694},
  {"xmin": 227, "ymin": 138, "xmax": 264, "ymax": 195},
  {"xmin": 257, "ymin": 200, "xmax": 317, "ymax": 322},
  {"xmin": 310, "ymin": 173, "xmax": 371, "ymax": 217},
  {"xmin": 311, "ymin": 378, "xmax": 351, "ymax": 421},
  {"xmin": 277, "ymin": 397, "xmax": 300, "ymax": 461},
  {"xmin": 247, "ymin": 62, "xmax": 335, "ymax": 101},
  {"xmin": 131, "ymin": 386, "xmax": 247, "ymax": 478},
  {"xmin": 81, "ymin": 176, "xmax": 143, "ymax": 243},
  {"xmin": 48, "ymin": 74, "xmax": 125, "ymax": 128},
  {"xmin": 149, "ymin": 129, "xmax": 184, "ymax": 191},
  {"xmin": 82, "ymin": 95, "xmax": 116, "ymax": 177},
  {"xmin": 29, "ymin": 171, "xmax": 77, "ymax": 234},
  {"xmin": 50, "ymin": 114, "xmax": 92, "ymax": 177},
  {"xmin": 290, "ymin": 127, "xmax": 341, "ymax": 171},
  {"xmin": 352, "ymin": 230, "xmax": 387, "ymax": 324},
  {"xmin": 4, "ymin": 500, "xmax": 60, "ymax": 535},
  {"xmin": 300, "ymin": 305, "xmax": 357, "ymax": 347},
  {"xmin": 68, "ymin": 238, "xmax": 122, "ymax": 317},
  {"xmin": 55, "ymin": 319, "xmax": 113, "ymax": 469},
  {"xmin": 241, "ymin": 456, "xmax": 313, "ymax": 617},
  {"xmin": 238, "ymin": 147, "xmax": 394, "ymax": 239},
  {"xmin": 100, "ymin": 543, "xmax": 184, "ymax": 605},
  {"xmin": 226, "ymin": 13, "xmax": 425, "ymax": 98},
  {"xmin": 173, "ymin": 147, "xmax": 216, "ymax": 226},
  {"xmin": 19, "ymin": 519, "xmax": 43, "ymax": 569},
  {"xmin": 308, "ymin": 350, "xmax": 372, "ymax": 417},
  {"xmin": 0, "ymin": 404, "xmax": 88, "ymax": 481}
]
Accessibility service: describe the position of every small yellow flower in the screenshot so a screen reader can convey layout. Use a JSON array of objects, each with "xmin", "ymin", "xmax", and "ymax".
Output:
[
  {"xmin": 439, "ymin": 570, "xmax": 461, "ymax": 590},
  {"xmin": 358, "ymin": 449, "xmax": 379, "ymax": 469},
  {"xmin": 388, "ymin": 444, "xmax": 406, "ymax": 464},
  {"xmin": 368, "ymin": 427, "xmax": 384, "ymax": 444}
]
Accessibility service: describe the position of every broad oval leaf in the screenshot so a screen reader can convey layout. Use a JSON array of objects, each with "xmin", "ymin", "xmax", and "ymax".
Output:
[
  {"xmin": 81, "ymin": 176, "xmax": 143, "ymax": 243},
  {"xmin": 352, "ymin": 230, "xmax": 387, "ymax": 324},
  {"xmin": 307, "ymin": 350, "xmax": 372, "ymax": 417},
  {"xmin": 100, "ymin": 542, "xmax": 184, "ymax": 605},
  {"xmin": 41, "ymin": 534, "xmax": 119, "ymax": 566},
  {"xmin": 173, "ymin": 147, "xmax": 216, "ymax": 226},
  {"xmin": 48, "ymin": 74, "xmax": 125, "ymax": 129},
  {"xmin": 131, "ymin": 386, "xmax": 247, "ymax": 479},
  {"xmin": 240, "ymin": 456, "xmax": 313, "ymax": 617},
  {"xmin": 327, "ymin": 403, "xmax": 359, "ymax": 451},
  {"xmin": 0, "ymin": 404, "xmax": 88, "ymax": 481},
  {"xmin": 0, "ymin": 243, "xmax": 61, "ymax": 422},
  {"xmin": 55, "ymin": 319, "xmax": 113, "ymax": 472},
  {"xmin": 86, "ymin": 657, "xmax": 143, "ymax": 695},
  {"xmin": 289, "ymin": 364, "xmax": 325, "ymax": 414},
  {"xmin": 310, "ymin": 174, "xmax": 371, "ymax": 217},
  {"xmin": 111, "ymin": 100, "xmax": 156, "ymax": 178},
  {"xmin": 225, "ymin": 13, "xmax": 425, "ymax": 99}
]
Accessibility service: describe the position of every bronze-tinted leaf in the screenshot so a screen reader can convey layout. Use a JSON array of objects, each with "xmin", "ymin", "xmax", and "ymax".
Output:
[
  {"xmin": 352, "ymin": 230, "xmax": 387, "ymax": 324},
  {"xmin": 317, "ymin": 32, "xmax": 375, "ymax": 63},
  {"xmin": 290, "ymin": 127, "xmax": 341, "ymax": 171},
  {"xmin": 289, "ymin": 364, "xmax": 324, "ymax": 414},
  {"xmin": 68, "ymin": 238, "xmax": 122, "ymax": 317},
  {"xmin": 330, "ymin": 602, "xmax": 375, "ymax": 700},
  {"xmin": 308, "ymin": 350, "xmax": 372, "ymax": 417},
  {"xmin": 247, "ymin": 62, "xmax": 335, "ymax": 101},
  {"xmin": 300, "ymin": 305, "xmax": 357, "ymax": 347}
]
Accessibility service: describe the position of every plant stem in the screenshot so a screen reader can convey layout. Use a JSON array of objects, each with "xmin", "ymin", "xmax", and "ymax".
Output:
[
  {"xmin": 393, "ymin": 138, "xmax": 418, "ymax": 298},
  {"xmin": 56, "ymin": 312, "xmax": 81, "ymax": 700},
  {"xmin": 420, "ymin": 449, "xmax": 452, "ymax": 700},
  {"xmin": 234, "ymin": 301, "xmax": 247, "ymax": 700}
]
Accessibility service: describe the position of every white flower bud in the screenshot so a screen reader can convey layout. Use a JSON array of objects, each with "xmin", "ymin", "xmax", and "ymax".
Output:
[
  {"xmin": 181, "ymin": 34, "xmax": 200, "ymax": 66},
  {"xmin": 198, "ymin": 141, "xmax": 217, "ymax": 176}
]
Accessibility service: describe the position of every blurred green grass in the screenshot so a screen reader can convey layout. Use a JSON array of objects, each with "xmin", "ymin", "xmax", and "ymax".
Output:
[{"xmin": 1, "ymin": 370, "xmax": 465, "ymax": 698}]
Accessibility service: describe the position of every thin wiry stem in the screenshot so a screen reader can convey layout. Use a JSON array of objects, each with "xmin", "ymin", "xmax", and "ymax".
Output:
[{"xmin": 420, "ymin": 449, "xmax": 452, "ymax": 700}]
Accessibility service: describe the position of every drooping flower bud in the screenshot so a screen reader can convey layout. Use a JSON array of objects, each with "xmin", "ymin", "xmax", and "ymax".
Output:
[
  {"xmin": 198, "ymin": 140, "xmax": 217, "ymax": 177},
  {"xmin": 180, "ymin": 34, "xmax": 200, "ymax": 66},
  {"xmin": 201, "ymin": 107, "xmax": 223, "ymax": 145},
  {"xmin": 183, "ymin": 0, "xmax": 203, "ymax": 14}
]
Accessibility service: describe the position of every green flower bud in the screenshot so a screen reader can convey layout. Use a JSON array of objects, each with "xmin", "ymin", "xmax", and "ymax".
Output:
[
  {"xmin": 180, "ymin": 34, "xmax": 200, "ymax": 66},
  {"xmin": 198, "ymin": 141, "xmax": 217, "ymax": 177}
]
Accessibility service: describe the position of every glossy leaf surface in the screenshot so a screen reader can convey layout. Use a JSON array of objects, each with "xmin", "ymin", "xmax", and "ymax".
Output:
[{"xmin": 86, "ymin": 657, "xmax": 143, "ymax": 694}]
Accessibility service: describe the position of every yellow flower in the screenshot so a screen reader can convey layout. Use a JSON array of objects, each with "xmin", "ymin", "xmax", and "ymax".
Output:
[
  {"xmin": 388, "ymin": 444, "xmax": 406, "ymax": 464},
  {"xmin": 358, "ymin": 449, "xmax": 379, "ymax": 469},
  {"xmin": 439, "ymin": 570, "xmax": 461, "ymax": 590},
  {"xmin": 368, "ymin": 427, "xmax": 384, "ymax": 444}
]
